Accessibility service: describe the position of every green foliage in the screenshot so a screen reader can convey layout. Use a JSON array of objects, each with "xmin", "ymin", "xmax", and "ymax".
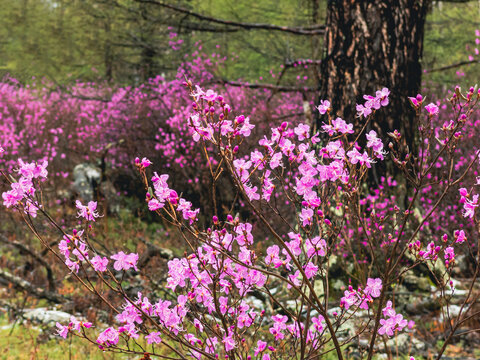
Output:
[
  {"xmin": 0, "ymin": 0, "xmax": 478, "ymax": 89},
  {"xmin": 423, "ymin": 1, "xmax": 480, "ymax": 89}
]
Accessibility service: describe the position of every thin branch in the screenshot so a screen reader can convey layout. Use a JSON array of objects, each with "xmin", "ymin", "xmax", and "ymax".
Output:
[
  {"xmin": 425, "ymin": 59, "xmax": 480, "ymax": 73},
  {"xmin": 136, "ymin": 0, "xmax": 326, "ymax": 35},
  {"xmin": 0, "ymin": 234, "xmax": 56, "ymax": 292},
  {"xmin": 215, "ymin": 79, "xmax": 316, "ymax": 92}
]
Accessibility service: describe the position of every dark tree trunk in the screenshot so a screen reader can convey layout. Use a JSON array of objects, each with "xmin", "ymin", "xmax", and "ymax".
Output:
[{"xmin": 318, "ymin": 1, "xmax": 429, "ymax": 155}]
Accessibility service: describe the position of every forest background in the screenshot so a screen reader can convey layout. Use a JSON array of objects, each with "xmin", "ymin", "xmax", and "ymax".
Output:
[{"xmin": 1, "ymin": 0, "xmax": 479, "ymax": 88}]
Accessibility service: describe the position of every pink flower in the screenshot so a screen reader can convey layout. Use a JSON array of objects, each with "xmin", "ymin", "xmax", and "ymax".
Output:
[
  {"xmin": 97, "ymin": 327, "xmax": 120, "ymax": 347},
  {"xmin": 462, "ymin": 194, "xmax": 478, "ymax": 219},
  {"xmin": 454, "ymin": 229, "xmax": 466, "ymax": 244},
  {"xmin": 243, "ymin": 183, "xmax": 260, "ymax": 201},
  {"xmin": 17, "ymin": 159, "xmax": 49, "ymax": 180},
  {"xmin": 141, "ymin": 157, "xmax": 152, "ymax": 167},
  {"xmin": 91, "ymin": 255, "xmax": 108, "ymax": 272},
  {"xmin": 317, "ymin": 100, "xmax": 331, "ymax": 114},
  {"xmin": 69, "ymin": 316, "xmax": 91, "ymax": 332},
  {"xmin": 265, "ymin": 245, "xmax": 281, "ymax": 266},
  {"xmin": 238, "ymin": 117, "xmax": 255, "ymax": 137},
  {"xmin": 356, "ymin": 103, "xmax": 372, "ymax": 118},
  {"xmin": 444, "ymin": 246, "xmax": 455, "ymax": 262},
  {"xmin": 269, "ymin": 152, "xmax": 283, "ymax": 169},
  {"xmin": 56, "ymin": 322, "xmax": 69, "ymax": 339},
  {"xmin": 65, "ymin": 258, "xmax": 79, "ymax": 273},
  {"xmin": 148, "ymin": 198, "xmax": 163, "ymax": 211},
  {"xmin": 146, "ymin": 331, "xmax": 162, "ymax": 344},
  {"xmin": 425, "ymin": 103, "xmax": 439, "ymax": 116},
  {"xmin": 287, "ymin": 270, "xmax": 302, "ymax": 289},
  {"xmin": 294, "ymin": 123, "xmax": 310, "ymax": 141},
  {"xmin": 304, "ymin": 262, "xmax": 318, "ymax": 279},
  {"xmin": 365, "ymin": 278, "xmax": 382, "ymax": 298},
  {"xmin": 75, "ymin": 200, "xmax": 101, "ymax": 221},
  {"xmin": 255, "ymin": 340, "xmax": 267, "ymax": 355},
  {"xmin": 378, "ymin": 317, "xmax": 396, "ymax": 336},
  {"xmin": 111, "ymin": 251, "xmax": 139, "ymax": 271},
  {"xmin": 408, "ymin": 94, "xmax": 423, "ymax": 107},
  {"xmin": 332, "ymin": 117, "xmax": 354, "ymax": 134},
  {"xmin": 376, "ymin": 87, "xmax": 390, "ymax": 106},
  {"xmin": 299, "ymin": 208, "xmax": 314, "ymax": 226},
  {"xmin": 222, "ymin": 333, "xmax": 236, "ymax": 352}
]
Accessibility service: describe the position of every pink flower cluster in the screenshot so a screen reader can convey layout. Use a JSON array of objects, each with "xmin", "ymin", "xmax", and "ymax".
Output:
[
  {"xmin": 2, "ymin": 159, "xmax": 48, "ymax": 217},
  {"xmin": 459, "ymin": 187, "xmax": 479, "ymax": 219},
  {"xmin": 56, "ymin": 315, "xmax": 92, "ymax": 339},
  {"xmin": 356, "ymin": 88, "xmax": 390, "ymax": 118},
  {"xmin": 340, "ymin": 278, "xmax": 382, "ymax": 310},
  {"xmin": 146, "ymin": 170, "xmax": 200, "ymax": 224},
  {"xmin": 378, "ymin": 301, "xmax": 413, "ymax": 337}
]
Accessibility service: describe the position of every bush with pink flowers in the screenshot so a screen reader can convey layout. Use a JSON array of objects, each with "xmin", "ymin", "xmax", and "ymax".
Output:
[{"xmin": 2, "ymin": 75, "xmax": 480, "ymax": 359}]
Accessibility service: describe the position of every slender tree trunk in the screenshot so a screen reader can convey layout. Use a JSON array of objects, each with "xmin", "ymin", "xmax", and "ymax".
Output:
[
  {"xmin": 318, "ymin": 1, "xmax": 430, "ymax": 155},
  {"xmin": 104, "ymin": 20, "xmax": 113, "ymax": 81}
]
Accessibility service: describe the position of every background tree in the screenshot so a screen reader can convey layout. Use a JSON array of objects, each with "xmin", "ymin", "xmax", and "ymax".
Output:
[{"xmin": 318, "ymin": 1, "xmax": 429, "ymax": 179}]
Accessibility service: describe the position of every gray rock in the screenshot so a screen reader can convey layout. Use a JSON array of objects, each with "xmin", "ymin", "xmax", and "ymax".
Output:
[
  {"xmin": 377, "ymin": 332, "xmax": 426, "ymax": 353},
  {"xmin": 73, "ymin": 163, "xmax": 101, "ymax": 202},
  {"xmin": 403, "ymin": 274, "xmax": 431, "ymax": 292},
  {"xmin": 23, "ymin": 308, "xmax": 71, "ymax": 325}
]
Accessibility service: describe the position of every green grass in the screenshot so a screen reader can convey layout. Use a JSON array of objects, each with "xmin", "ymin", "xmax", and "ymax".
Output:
[{"xmin": 0, "ymin": 316, "xmax": 124, "ymax": 360}]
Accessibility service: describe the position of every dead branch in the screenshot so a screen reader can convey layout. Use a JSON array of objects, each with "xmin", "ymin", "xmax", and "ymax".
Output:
[
  {"xmin": 0, "ymin": 234, "xmax": 56, "ymax": 292},
  {"xmin": 136, "ymin": 0, "xmax": 326, "ymax": 36},
  {"xmin": 0, "ymin": 269, "xmax": 65, "ymax": 304}
]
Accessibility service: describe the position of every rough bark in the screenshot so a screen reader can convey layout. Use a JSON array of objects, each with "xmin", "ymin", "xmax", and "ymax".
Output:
[{"xmin": 318, "ymin": 1, "xmax": 430, "ymax": 154}]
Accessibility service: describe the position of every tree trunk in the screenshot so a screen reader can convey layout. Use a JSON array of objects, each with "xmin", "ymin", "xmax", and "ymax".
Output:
[{"xmin": 318, "ymin": 1, "xmax": 429, "ymax": 155}]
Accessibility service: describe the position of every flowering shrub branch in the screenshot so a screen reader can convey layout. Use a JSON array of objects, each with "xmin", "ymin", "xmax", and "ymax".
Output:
[{"xmin": 2, "ymin": 81, "xmax": 480, "ymax": 359}]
